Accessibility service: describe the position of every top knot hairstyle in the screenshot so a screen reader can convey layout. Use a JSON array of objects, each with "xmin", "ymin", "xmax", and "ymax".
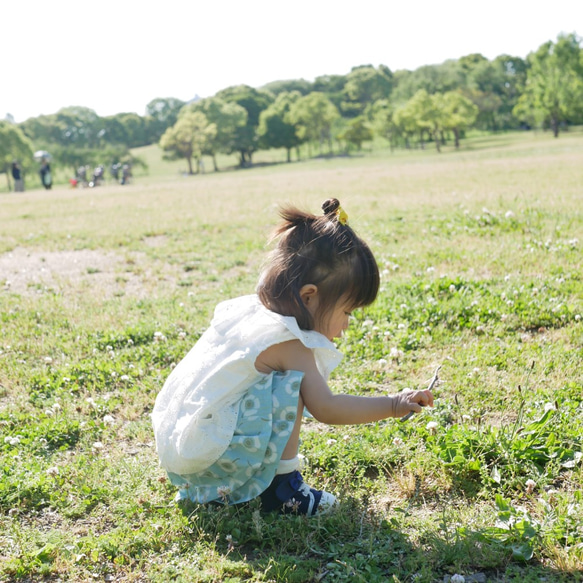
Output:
[{"xmin": 257, "ymin": 198, "xmax": 380, "ymax": 330}]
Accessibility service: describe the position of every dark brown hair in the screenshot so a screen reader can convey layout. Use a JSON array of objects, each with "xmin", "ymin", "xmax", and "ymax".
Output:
[{"xmin": 257, "ymin": 198, "xmax": 380, "ymax": 330}]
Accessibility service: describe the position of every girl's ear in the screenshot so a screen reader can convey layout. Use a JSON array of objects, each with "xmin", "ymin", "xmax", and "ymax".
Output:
[{"xmin": 299, "ymin": 284, "xmax": 318, "ymax": 306}]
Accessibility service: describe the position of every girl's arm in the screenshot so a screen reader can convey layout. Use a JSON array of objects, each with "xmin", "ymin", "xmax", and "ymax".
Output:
[{"xmin": 260, "ymin": 340, "xmax": 433, "ymax": 425}]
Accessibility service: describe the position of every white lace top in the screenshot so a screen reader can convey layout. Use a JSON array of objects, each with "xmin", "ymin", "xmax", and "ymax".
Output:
[{"xmin": 151, "ymin": 294, "xmax": 343, "ymax": 476}]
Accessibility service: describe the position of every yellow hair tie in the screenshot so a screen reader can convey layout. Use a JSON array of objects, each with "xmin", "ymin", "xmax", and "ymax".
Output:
[{"xmin": 336, "ymin": 206, "xmax": 348, "ymax": 225}]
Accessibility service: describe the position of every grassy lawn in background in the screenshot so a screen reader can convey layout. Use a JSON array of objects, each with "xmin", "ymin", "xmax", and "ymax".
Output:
[{"xmin": 0, "ymin": 130, "xmax": 582, "ymax": 582}]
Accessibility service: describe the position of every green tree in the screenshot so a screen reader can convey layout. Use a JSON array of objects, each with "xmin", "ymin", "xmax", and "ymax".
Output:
[
  {"xmin": 513, "ymin": 33, "xmax": 583, "ymax": 136},
  {"xmin": 215, "ymin": 85, "xmax": 273, "ymax": 166},
  {"xmin": 159, "ymin": 111, "xmax": 217, "ymax": 175},
  {"xmin": 440, "ymin": 91, "xmax": 478, "ymax": 147},
  {"xmin": 391, "ymin": 61, "xmax": 464, "ymax": 103},
  {"xmin": 257, "ymin": 91, "xmax": 303, "ymax": 162},
  {"xmin": 54, "ymin": 106, "xmax": 103, "ymax": 147},
  {"xmin": 368, "ymin": 99, "xmax": 399, "ymax": 150},
  {"xmin": 395, "ymin": 90, "xmax": 445, "ymax": 151},
  {"xmin": 341, "ymin": 65, "xmax": 393, "ymax": 117},
  {"xmin": 337, "ymin": 116, "xmax": 373, "ymax": 151},
  {"xmin": 288, "ymin": 92, "xmax": 340, "ymax": 155},
  {"xmin": 261, "ymin": 79, "xmax": 313, "ymax": 96},
  {"xmin": 185, "ymin": 97, "xmax": 247, "ymax": 171},
  {"xmin": 0, "ymin": 121, "xmax": 34, "ymax": 191},
  {"xmin": 145, "ymin": 97, "xmax": 186, "ymax": 141}
]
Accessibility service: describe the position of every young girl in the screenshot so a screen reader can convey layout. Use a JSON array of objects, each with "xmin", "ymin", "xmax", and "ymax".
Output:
[{"xmin": 152, "ymin": 198, "xmax": 434, "ymax": 516}]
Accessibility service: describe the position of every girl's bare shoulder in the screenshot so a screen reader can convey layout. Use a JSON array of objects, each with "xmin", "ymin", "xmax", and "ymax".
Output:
[{"xmin": 255, "ymin": 339, "xmax": 315, "ymax": 374}]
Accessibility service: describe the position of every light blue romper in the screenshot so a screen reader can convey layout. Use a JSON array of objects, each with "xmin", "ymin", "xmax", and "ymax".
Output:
[{"xmin": 169, "ymin": 370, "xmax": 303, "ymax": 504}]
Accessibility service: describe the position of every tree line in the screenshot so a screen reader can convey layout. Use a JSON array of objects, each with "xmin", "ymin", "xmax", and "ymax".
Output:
[{"xmin": 1, "ymin": 33, "xmax": 582, "ymax": 185}]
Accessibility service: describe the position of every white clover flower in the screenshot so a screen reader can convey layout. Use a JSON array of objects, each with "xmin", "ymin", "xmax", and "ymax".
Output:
[
  {"xmin": 153, "ymin": 331, "xmax": 166, "ymax": 342},
  {"xmin": 393, "ymin": 437, "xmax": 404, "ymax": 446},
  {"xmin": 426, "ymin": 421, "xmax": 438, "ymax": 433},
  {"xmin": 505, "ymin": 210, "xmax": 515, "ymax": 219},
  {"xmin": 92, "ymin": 441, "xmax": 104, "ymax": 451},
  {"xmin": 5, "ymin": 436, "xmax": 20, "ymax": 446},
  {"xmin": 377, "ymin": 358, "xmax": 388, "ymax": 365},
  {"xmin": 426, "ymin": 266, "xmax": 435, "ymax": 273},
  {"xmin": 103, "ymin": 415, "xmax": 115, "ymax": 425},
  {"xmin": 46, "ymin": 466, "xmax": 59, "ymax": 477},
  {"xmin": 217, "ymin": 485, "xmax": 232, "ymax": 500},
  {"xmin": 575, "ymin": 314, "xmax": 581, "ymax": 321},
  {"xmin": 178, "ymin": 331, "xmax": 187, "ymax": 339},
  {"xmin": 525, "ymin": 479, "xmax": 536, "ymax": 494},
  {"xmin": 127, "ymin": 338, "xmax": 134, "ymax": 346},
  {"xmin": 45, "ymin": 409, "xmax": 54, "ymax": 416},
  {"xmin": 451, "ymin": 575, "xmax": 465, "ymax": 583},
  {"xmin": 44, "ymin": 356, "xmax": 53, "ymax": 364},
  {"xmin": 326, "ymin": 438, "xmax": 337, "ymax": 446},
  {"xmin": 120, "ymin": 374, "xmax": 130, "ymax": 381},
  {"xmin": 389, "ymin": 347, "xmax": 404, "ymax": 359},
  {"xmin": 342, "ymin": 434, "xmax": 351, "ymax": 442},
  {"xmin": 85, "ymin": 397, "xmax": 97, "ymax": 407},
  {"xmin": 544, "ymin": 402, "xmax": 557, "ymax": 412}
]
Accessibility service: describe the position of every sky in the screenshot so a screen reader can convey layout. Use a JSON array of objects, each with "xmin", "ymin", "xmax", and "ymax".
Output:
[{"xmin": 2, "ymin": 0, "xmax": 581, "ymax": 123}]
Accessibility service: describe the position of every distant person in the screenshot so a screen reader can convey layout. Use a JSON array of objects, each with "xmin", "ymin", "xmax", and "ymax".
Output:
[
  {"xmin": 40, "ymin": 159, "xmax": 52, "ymax": 190},
  {"xmin": 11, "ymin": 161, "xmax": 24, "ymax": 192},
  {"xmin": 110, "ymin": 162, "xmax": 121, "ymax": 182},
  {"xmin": 121, "ymin": 163, "xmax": 131, "ymax": 185},
  {"xmin": 152, "ymin": 198, "xmax": 434, "ymax": 515}
]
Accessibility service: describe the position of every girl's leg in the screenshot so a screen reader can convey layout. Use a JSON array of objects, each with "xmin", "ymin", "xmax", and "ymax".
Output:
[{"xmin": 280, "ymin": 394, "xmax": 304, "ymax": 461}]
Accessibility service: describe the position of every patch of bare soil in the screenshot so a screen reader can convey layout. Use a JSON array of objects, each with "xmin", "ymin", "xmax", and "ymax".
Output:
[{"xmin": 0, "ymin": 247, "xmax": 176, "ymax": 299}]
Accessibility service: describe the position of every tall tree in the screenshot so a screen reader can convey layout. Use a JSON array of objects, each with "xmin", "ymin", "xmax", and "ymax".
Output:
[
  {"xmin": 288, "ymin": 92, "xmax": 340, "ymax": 154},
  {"xmin": 159, "ymin": 111, "xmax": 217, "ymax": 175},
  {"xmin": 341, "ymin": 65, "xmax": 393, "ymax": 117},
  {"xmin": 368, "ymin": 99, "xmax": 399, "ymax": 150},
  {"xmin": 257, "ymin": 91, "xmax": 303, "ymax": 162},
  {"xmin": 513, "ymin": 33, "xmax": 583, "ymax": 136},
  {"xmin": 261, "ymin": 79, "xmax": 313, "ymax": 96},
  {"xmin": 395, "ymin": 90, "xmax": 445, "ymax": 151},
  {"xmin": 337, "ymin": 116, "xmax": 373, "ymax": 151},
  {"xmin": 145, "ymin": 97, "xmax": 186, "ymax": 141},
  {"xmin": 185, "ymin": 97, "xmax": 247, "ymax": 171},
  {"xmin": 215, "ymin": 85, "xmax": 273, "ymax": 166},
  {"xmin": 440, "ymin": 91, "xmax": 478, "ymax": 147}
]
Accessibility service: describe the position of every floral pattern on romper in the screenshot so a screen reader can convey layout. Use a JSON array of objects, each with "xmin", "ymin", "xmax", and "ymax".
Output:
[{"xmin": 169, "ymin": 370, "xmax": 303, "ymax": 505}]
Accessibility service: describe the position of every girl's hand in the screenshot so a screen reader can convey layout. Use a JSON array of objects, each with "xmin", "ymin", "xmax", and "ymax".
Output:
[{"xmin": 391, "ymin": 388, "xmax": 434, "ymax": 418}]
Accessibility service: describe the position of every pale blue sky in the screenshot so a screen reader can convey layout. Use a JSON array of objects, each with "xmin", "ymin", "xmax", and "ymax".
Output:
[{"xmin": 2, "ymin": 0, "xmax": 581, "ymax": 122}]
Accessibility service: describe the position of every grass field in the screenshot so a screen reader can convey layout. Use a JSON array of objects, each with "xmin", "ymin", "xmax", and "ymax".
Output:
[{"xmin": 1, "ymin": 130, "xmax": 582, "ymax": 582}]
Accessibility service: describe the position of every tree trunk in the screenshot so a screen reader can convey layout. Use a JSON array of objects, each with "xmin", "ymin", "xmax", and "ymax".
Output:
[
  {"xmin": 453, "ymin": 128, "xmax": 460, "ymax": 148},
  {"xmin": 212, "ymin": 154, "xmax": 219, "ymax": 172},
  {"xmin": 433, "ymin": 131, "xmax": 441, "ymax": 153},
  {"xmin": 286, "ymin": 148, "xmax": 291, "ymax": 163},
  {"xmin": 186, "ymin": 156, "xmax": 194, "ymax": 175},
  {"xmin": 551, "ymin": 116, "xmax": 559, "ymax": 138}
]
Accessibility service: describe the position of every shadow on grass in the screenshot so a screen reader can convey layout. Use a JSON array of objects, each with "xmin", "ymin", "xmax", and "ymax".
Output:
[{"xmin": 172, "ymin": 497, "xmax": 582, "ymax": 582}]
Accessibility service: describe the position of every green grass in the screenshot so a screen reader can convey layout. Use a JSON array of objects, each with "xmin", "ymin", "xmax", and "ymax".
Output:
[{"xmin": 1, "ymin": 130, "xmax": 582, "ymax": 582}]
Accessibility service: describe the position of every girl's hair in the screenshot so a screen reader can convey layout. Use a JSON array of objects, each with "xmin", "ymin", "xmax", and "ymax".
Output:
[{"xmin": 257, "ymin": 198, "xmax": 380, "ymax": 330}]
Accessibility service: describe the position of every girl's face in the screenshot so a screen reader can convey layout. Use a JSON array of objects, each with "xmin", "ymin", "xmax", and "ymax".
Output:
[
  {"xmin": 316, "ymin": 301, "xmax": 352, "ymax": 341},
  {"xmin": 304, "ymin": 292, "xmax": 352, "ymax": 341}
]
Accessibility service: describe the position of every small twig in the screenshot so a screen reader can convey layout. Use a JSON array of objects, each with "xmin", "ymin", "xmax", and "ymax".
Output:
[{"xmin": 400, "ymin": 365, "xmax": 441, "ymax": 422}]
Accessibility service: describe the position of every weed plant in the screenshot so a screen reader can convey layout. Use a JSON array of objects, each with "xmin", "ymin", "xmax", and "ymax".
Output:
[{"xmin": 0, "ymin": 131, "xmax": 582, "ymax": 581}]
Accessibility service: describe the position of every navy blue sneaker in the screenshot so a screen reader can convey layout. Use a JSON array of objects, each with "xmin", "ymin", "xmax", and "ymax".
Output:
[{"xmin": 259, "ymin": 470, "xmax": 337, "ymax": 515}]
